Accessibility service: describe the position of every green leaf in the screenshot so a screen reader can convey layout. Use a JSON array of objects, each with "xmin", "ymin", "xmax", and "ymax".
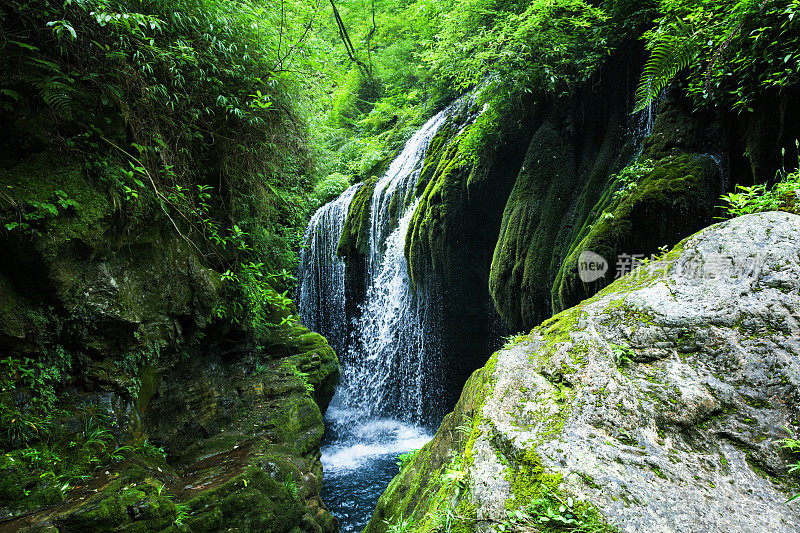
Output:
[
  {"xmin": 0, "ymin": 89, "xmax": 20, "ymax": 101},
  {"xmin": 7, "ymin": 39, "xmax": 39, "ymax": 51},
  {"xmin": 633, "ymin": 30, "xmax": 700, "ymax": 113}
]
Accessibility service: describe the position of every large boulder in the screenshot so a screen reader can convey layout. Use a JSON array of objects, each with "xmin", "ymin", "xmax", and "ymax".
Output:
[{"xmin": 367, "ymin": 212, "xmax": 800, "ymax": 533}]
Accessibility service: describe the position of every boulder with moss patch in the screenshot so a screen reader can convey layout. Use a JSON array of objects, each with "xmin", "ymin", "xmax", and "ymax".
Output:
[{"xmin": 368, "ymin": 212, "xmax": 800, "ymax": 533}]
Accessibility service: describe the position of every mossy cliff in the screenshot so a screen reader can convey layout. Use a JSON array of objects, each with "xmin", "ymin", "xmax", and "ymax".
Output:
[
  {"xmin": 549, "ymin": 99, "xmax": 725, "ymax": 315},
  {"xmin": 368, "ymin": 212, "xmax": 800, "ymax": 533},
  {"xmin": 0, "ymin": 96, "xmax": 338, "ymax": 533},
  {"xmin": 489, "ymin": 80, "xmax": 799, "ymax": 331},
  {"xmin": 354, "ymin": 44, "xmax": 798, "ymax": 336},
  {"xmin": 485, "ymin": 55, "xmax": 641, "ymax": 331},
  {"xmin": 404, "ymin": 95, "xmax": 535, "ymax": 316},
  {"xmin": 400, "ymin": 93, "xmax": 537, "ymax": 394},
  {"xmin": 337, "ymin": 177, "xmax": 377, "ymax": 323}
]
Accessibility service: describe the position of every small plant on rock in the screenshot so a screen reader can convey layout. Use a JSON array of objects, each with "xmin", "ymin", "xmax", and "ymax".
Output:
[
  {"xmin": 386, "ymin": 511, "xmax": 416, "ymax": 533},
  {"xmin": 720, "ymin": 141, "xmax": 800, "ymax": 218},
  {"xmin": 609, "ymin": 343, "xmax": 635, "ymax": 368},
  {"xmin": 397, "ymin": 449, "xmax": 419, "ymax": 471},
  {"xmin": 779, "ymin": 432, "xmax": 800, "ymax": 503}
]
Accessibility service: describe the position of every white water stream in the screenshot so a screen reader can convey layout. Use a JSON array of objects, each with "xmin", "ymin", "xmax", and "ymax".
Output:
[{"xmin": 298, "ymin": 104, "xmax": 464, "ymax": 530}]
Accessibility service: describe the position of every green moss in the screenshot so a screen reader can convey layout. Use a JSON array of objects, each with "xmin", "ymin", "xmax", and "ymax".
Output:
[
  {"xmin": 579, "ymin": 472, "xmax": 601, "ymax": 490},
  {"xmin": 553, "ymin": 153, "xmax": 719, "ymax": 313},
  {"xmin": 487, "ymin": 95, "xmax": 724, "ymax": 330},
  {"xmin": 405, "ymin": 139, "xmax": 468, "ymax": 286},
  {"xmin": 488, "ymin": 115, "xmax": 579, "ymax": 329},
  {"xmin": 499, "ymin": 448, "xmax": 616, "ymax": 533},
  {"xmin": 651, "ymin": 465, "xmax": 667, "ymax": 479},
  {"xmin": 506, "ymin": 449, "xmax": 563, "ymax": 510},
  {"xmin": 639, "ymin": 102, "xmax": 705, "ymax": 161},
  {"xmin": 137, "ymin": 365, "xmax": 158, "ymax": 413},
  {"xmin": 338, "ymin": 177, "xmax": 377, "ymax": 260},
  {"xmin": 404, "ymin": 95, "xmax": 528, "ymax": 299},
  {"xmin": 58, "ymin": 478, "xmax": 176, "ymax": 531},
  {"xmin": 0, "ymin": 151, "xmax": 113, "ymax": 244},
  {"xmin": 182, "ymin": 464, "xmax": 304, "ymax": 532},
  {"xmin": 415, "ymin": 118, "xmax": 458, "ymax": 197},
  {"xmin": 363, "ymin": 353, "xmax": 498, "ymax": 533},
  {"xmin": 527, "ymin": 303, "xmax": 588, "ymax": 371}
]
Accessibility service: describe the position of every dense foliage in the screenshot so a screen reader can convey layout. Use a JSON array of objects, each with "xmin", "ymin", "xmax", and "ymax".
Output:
[
  {"xmin": 0, "ymin": 0, "xmax": 334, "ymax": 335},
  {"xmin": 720, "ymin": 141, "xmax": 800, "ymax": 216},
  {"xmin": 314, "ymin": 0, "xmax": 624, "ymax": 180},
  {"xmin": 637, "ymin": 0, "xmax": 800, "ymax": 112},
  {"xmin": 1, "ymin": 0, "xmax": 797, "ymax": 308},
  {"xmin": 0, "ymin": 0, "xmax": 323, "ymax": 507},
  {"xmin": 319, "ymin": 0, "xmax": 799, "ymax": 185}
]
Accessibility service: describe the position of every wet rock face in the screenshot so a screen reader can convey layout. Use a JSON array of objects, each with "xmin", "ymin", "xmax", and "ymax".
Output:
[
  {"xmin": 371, "ymin": 212, "xmax": 800, "ymax": 533},
  {"xmin": 489, "ymin": 91, "xmax": 726, "ymax": 332},
  {"xmin": 0, "ymin": 158, "xmax": 339, "ymax": 531}
]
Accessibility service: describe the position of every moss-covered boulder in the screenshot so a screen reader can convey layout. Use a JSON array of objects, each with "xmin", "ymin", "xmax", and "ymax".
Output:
[
  {"xmin": 368, "ymin": 212, "xmax": 800, "ymax": 533},
  {"xmin": 484, "ymin": 48, "xmax": 646, "ymax": 332},
  {"xmin": 552, "ymin": 152, "xmax": 722, "ymax": 313}
]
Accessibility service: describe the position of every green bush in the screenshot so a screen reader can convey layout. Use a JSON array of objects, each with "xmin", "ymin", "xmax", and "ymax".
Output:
[
  {"xmin": 720, "ymin": 142, "xmax": 800, "ymax": 217},
  {"xmin": 309, "ymin": 173, "xmax": 352, "ymax": 214},
  {"xmin": 636, "ymin": 0, "xmax": 800, "ymax": 113}
]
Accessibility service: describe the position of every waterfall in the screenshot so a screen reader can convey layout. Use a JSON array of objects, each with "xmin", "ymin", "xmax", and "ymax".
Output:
[
  {"xmin": 342, "ymin": 107, "xmax": 458, "ymax": 424},
  {"xmin": 337, "ymin": 198, "xmax": 432, "ymax": 422},
  {"xmin": 366, "ymin": 110, "xmax": 453, "ymax": 280},
  {"xmin": 631, "ymin": 89, "xmax": 667, "ymax": 153},
  {"xmin": 298, "ymin": 104, "xmax": 472, "ymax": 531},
  {"xmin": 298, "ymin": 184, "xmax": 361, "ymax": 356},
  {"xmin": 300, "ymin": 104, "xmax": 460, "ymax": 425}
]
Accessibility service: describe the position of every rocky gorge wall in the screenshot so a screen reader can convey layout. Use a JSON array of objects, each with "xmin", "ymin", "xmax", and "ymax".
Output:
[
  {"xmin": 0, "ymin": 113, "xmax": 339, "ymax": 531},
  {"xmin": 367, "ymin": 212, "xmax": 800, "ymax": 533},
  {"xmin": 328, "ymin": 46, "xmax": 800, "ymax": 429},
  {"xmin": 371, "ymin": 45, "xmax": 800, "ymax": 337}
]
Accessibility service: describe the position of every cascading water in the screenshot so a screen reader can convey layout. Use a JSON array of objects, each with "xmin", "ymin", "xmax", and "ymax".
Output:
[
  {"xmin": 298, "ymin": 184, "xmax": 361, "ymax": 356},
  {"xmin": 366, "ymin": 111, "xmax": 453, "ymax": 279},
  {"xmin": 629, "ymin": 89, "xmax": 667, "ymax": 156},
  {"xmin": 336, "ymin": 197, "xmax": 432, "ymax": 422},
  {"xmin": 299, "ymin": 104, "xmax": 463, "ymax": 531}
]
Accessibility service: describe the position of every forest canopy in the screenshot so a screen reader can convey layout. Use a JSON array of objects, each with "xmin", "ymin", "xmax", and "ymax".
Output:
[{"xmin": 1, "ymin": 0, "xmax": 798, "ymax": 276}]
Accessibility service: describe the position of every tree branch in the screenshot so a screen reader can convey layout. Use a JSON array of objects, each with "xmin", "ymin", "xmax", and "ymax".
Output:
[{"xmin": 329, "ymin": 0, "xmax": 370, "ymax": 77}]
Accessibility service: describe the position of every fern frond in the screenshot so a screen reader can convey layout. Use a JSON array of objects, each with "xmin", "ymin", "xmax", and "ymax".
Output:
[
  {"xmin": 20, "ymin": 57, "xmax": 75, "ymax": 119},
  {"xmin": 36, "ymin": 78, "xmax": 74, "ymax": 119},
  {"xmin": 633, "ymin": 31, "xmax": 700, "ymax": 113}
]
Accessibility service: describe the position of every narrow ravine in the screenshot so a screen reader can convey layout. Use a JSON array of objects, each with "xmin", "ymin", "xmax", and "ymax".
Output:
[
  {"xmin": 298, "ymin": 106, "xmax": 458, "ymax": 530},
  {"xmin": 296, "ymin": 89, "xmax": 669, "ymax": 528}
]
